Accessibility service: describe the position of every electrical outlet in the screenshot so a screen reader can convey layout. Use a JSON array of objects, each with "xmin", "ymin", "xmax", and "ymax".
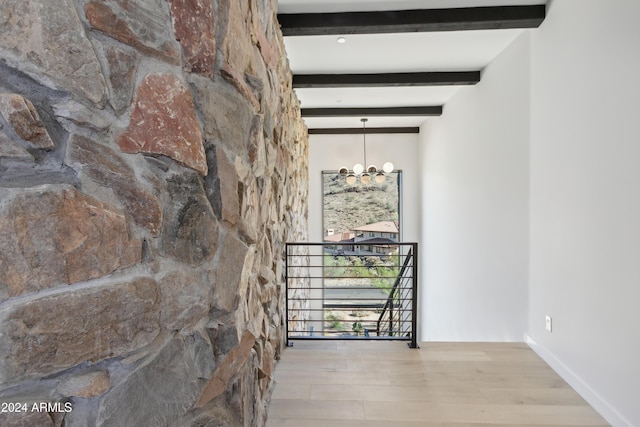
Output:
[{"xmin": 545, "ymin": 315, "xmax": 552, "ymax": 332}]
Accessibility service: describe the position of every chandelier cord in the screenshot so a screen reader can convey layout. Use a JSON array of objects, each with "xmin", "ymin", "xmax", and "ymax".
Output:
[{"xmin": 362, "ymin": 119, "xmax": 367, "ymax": 168}]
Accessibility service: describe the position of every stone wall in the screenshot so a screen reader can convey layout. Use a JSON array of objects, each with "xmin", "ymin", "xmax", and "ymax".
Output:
[{"xmin": 0, "ymin": 0, "xmax": 308, "ymax": 425}]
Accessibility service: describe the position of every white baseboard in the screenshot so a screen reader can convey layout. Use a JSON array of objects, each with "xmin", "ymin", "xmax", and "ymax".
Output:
[{"xmin": 526, "ymin": 336, "xmax": 631, "ymax": 427}]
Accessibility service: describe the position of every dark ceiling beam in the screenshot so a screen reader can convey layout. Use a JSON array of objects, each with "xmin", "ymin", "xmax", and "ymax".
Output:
[
  {"xmin": 309, "ymin": 127, "xmax": 420, "ymax": 135},
  {"xmin": 301, "ymin": 106, "xmax": 442, "ymax": 117},
  {"xmin": 293, "ymin": 71, "xmax": 480, "ymax": 88},
  {"xmin": 278, "ymin": 5, "xmax": 546, "ymax": 36}
]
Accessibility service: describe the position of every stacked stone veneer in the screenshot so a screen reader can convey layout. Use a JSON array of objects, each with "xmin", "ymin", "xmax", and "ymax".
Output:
[{"xmin": 0, "ymin": 0, "xmax": 308, "ymax": 425}]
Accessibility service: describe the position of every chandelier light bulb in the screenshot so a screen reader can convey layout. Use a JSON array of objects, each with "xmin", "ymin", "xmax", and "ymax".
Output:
[{"xmin": 338, "ymin": 118, "xmax": 395, "ymax": 185}]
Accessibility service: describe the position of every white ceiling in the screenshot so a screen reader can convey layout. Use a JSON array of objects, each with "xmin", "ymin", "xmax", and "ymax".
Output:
[{"xmin": 278, "ymin": 0, "xmax": 547, "ymax": 129}]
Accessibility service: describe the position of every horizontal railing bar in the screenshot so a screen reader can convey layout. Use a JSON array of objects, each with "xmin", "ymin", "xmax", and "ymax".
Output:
[
  {"xmin": 286, "ymin": 259, "xmax": 409, "ymax": 264},
  {"xmin": 286, "ymin": 254, "xmax": 410, "ymax": 256},
  {"xmin": 286, "ymin": 257, "xmax": 408, "ymax": 260},
  {"xmin": 290, "ymin": 296, "xmax": 413, "ymax": 300},
  {"xmin": 288, "ymin": 298, "xmax": 411, "ymax": 302},
  {"xmin": 290, "ymin": 300, "xmax": 413, "ymax": 305},
  {"xmin": 288, "ymin": 287, "xmax": 409, "ymax": 291},
  {"xmin": 289, "ymin": 312, "xmax": 411, "ymax": 316},
  {"xmin": 289, "ymin": 276, "xmax": 413, "ymax": 282},
  {"xmin": 322, "ymin": 304, "xmax": 410, "ymax": 308},
  {"xmin": 289, "ymin": 301, "xmax": 412, "ymax": 306},
  {"xmin": 289, "ymin": 314, "xmax": 410, "ymax": 319},
  {"xmin": 292, "ymin": 308, "xmax": 385, "ymax": 312},
  {"xmin": 287, "ymin": 270, "xmax": 412, "ymax": 273},
  {"xmin": 288, "ymin": 308, "xmax": 411, "ymax": 312},
  {"xmin": 287, "ymin": 336, "xmax": 411, "ymax": 341},
  {"xmin": 321, "ymin": 333, "xmax": 386, "ymax": 336},
  {"xmin": 287, "ymin": 286, "xmax": 413, "ymax": 293},
  {"xmin": 289, "ymin": 267, "xmax": 410, "ymax": 270},
  {"xmin": 287, "ymin": 276, "xmax": 413, "ymax": 280},
  {"xmin": 288, "ymin": 308, "xmax": 411, "ymax": 311},
  {"xmin": 287, "ymin": 266, "xmax": 411, "ymax": 269},
  {"xmin": 287, "ymin": 292, "xmax": 411, "ymax": 300},
  {"xmin": 286, "ymin": 254, "xmax": 408, "ymax": 257},
  {"xmin": 289, "ymin": 296, "xmax": 412, "ymax": 300},
  {"xmin": 288, "ymin": 287, "xmax": 411, "ymax": 300},
  {"xmin": 286, "ymin": 261, "xmax": 413, "ymax": 265},
  {"xmin": 290, "ymin": 327, "xmax": 379, "ymax": 332},
  {"xmin": 289, "ymin": 284, "xmax": 396, "ymax": 287},
  {"xmin": 294, "ymin": 327, "xmax": 382, "ymax": 332},
  {"xmin": 286, "ymin": 252, "xmax": 410, "ymax": 255},
  {"xmin": 285, "ymin": 268, "xmax": 413, "ymax": 271},
  {"xmin": 288, "ymin": 333, "xmax": 383, "ymax": 336},
  {"xmin": 287, "ymin": 262, "xmax": 409, "ymax": 265},
  {"xmin": 289, "ymin": 318, "xmax": 402, "ymax": 321},
  {"xmin": 287, "ymin": 242, "xmax": 418, "ymax": 246},
  {"xmin": 287, "ymin": 261, "xmax": 411, "ymax": 264},
  {"xmin": 291, "ymin": 313, "xmax": 410, "ymax": 318}
]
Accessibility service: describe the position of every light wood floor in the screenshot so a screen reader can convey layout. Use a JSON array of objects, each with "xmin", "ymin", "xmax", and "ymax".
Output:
[{"xmin": 266, "ymin": 341, "xmax": 610, "ymax": 427}]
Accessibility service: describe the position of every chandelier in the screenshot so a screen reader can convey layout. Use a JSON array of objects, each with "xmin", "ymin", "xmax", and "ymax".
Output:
[{"xmin": 339, "ymin": 118, "xmax": 394, "ymax": 184}]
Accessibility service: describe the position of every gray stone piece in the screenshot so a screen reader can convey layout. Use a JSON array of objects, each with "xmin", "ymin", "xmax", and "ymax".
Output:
[
  {"xmin": 160, "ymin": 174, "xmax": 219, "ymax": 266},
  {"xmin": 212, "ymin": 232, "xmax": 249, "ymax": 313},
  {"xmin": 82, "ymin": 0, "xmax": 181, "ymax": 64},
  {"xmin": 0, "ymin": 94, "xmax": 54, "ymax": 150},
  {"xmin": 190, "ymin": 76, "xmax": 253, "ymax": 157},
  {"xmin": 0, "ymin": 0, "xmax": 108, "ymax": 105},
  {"xmin": 95, "ymin": 335, "xmax": 204, "ymax": 427},
  {"xmin": 159, "ymin": 271, "xmax": 210, "ymax": 331},
  {"xmin": 0, "ymin": 410, "xmax": 54, "ymax": 427},
  {"xmin": 102, "ymin": 44, "xmax": 139, "ymax": 114},
  {"xmin": 0, "ymin": 185, "xmax": 142, "ymax": 301},
  {"xmin": 0, "ymin": 277, "xmax": 160, "ymax": 384},
  {"xmin": 0, "ymin": 129, "xmax": 32, "ymax": 160},
  {"xmin": 67, "ymin": 134, "xmax": 163, "ymax": 235},
  {"xmin": 204, "ymin": 145, "xmax": 239, "ymax": 226}
]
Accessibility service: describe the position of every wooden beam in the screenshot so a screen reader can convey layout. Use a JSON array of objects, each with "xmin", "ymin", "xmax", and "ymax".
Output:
[
  {"xmin": 279, "ymin": 5, "xmax": 546, "ymax": 36},
  {"xmin": 309, "ymin": 127, "xmax": 420, "ymax": 135},
  {"xmin": 301, "ymin": 106, "xmax": 442, "ymax": 117},
  {"xmin": 293, "ymin": 71, "xmax": 480, "ymax": 88}
]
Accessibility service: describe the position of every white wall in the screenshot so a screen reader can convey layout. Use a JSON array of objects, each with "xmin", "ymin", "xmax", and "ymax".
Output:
[
  {"xmin": 419, "ymin": 32, "xmax": 531, "ymax": 342},
  {"xmin": 528, "ymin": 1, "xmax": 640, "ymax": 425}
]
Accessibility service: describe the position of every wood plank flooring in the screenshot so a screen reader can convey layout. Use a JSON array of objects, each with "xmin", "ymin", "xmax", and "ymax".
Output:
[{"xmin": 266, "ymin": 341, "xmax": 610, "ymax": 427}]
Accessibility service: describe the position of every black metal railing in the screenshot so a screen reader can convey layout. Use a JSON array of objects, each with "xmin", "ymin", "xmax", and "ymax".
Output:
[
  {"xmin": 376, "ymin": 246, "xmax": 414, "ymax": 338},
  {"xmin": 285, "ymin": 242, "xmax": 418, "ymax": 348}
]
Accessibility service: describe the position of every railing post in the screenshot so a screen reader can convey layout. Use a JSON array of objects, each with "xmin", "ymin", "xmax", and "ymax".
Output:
[
  {"xmin": 410, "ymin": 242, "xmax": 418, "ymax": 349},
  {"xmin": 389, "ymin": 293, "xmax": 394, "ymax": 336},
  {"xmin": 285, "ymin": 243, "xmax": 291, "ymax": 347}
]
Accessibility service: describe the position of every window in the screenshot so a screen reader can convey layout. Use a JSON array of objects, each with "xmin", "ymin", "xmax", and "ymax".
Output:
[
  {"xmin": 322, "ymin": 170, "xmax": 401, "ymax": 248},
  {"xmin": 319, "ymin": 171, "xmax": 402, "ymax": 337}
]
